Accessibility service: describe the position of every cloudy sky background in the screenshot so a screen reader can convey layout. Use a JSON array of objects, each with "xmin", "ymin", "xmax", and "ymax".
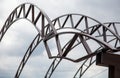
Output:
[{"xmin": 0, "ymin": 0, "xmax": 120, "ymax": 78}]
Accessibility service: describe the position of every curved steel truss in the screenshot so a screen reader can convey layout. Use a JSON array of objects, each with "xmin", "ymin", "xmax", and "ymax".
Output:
[{"xmin": 0, "ymin": 3, "xmax": 120, "ymax": 78}]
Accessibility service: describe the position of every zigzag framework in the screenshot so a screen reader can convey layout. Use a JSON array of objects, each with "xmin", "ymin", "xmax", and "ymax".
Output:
[{"xmin": 0, "ymin": 3, "xmax": 120, "ymax": 78}]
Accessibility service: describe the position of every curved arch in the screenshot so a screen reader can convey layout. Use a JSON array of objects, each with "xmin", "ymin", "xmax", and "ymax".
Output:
[
  {"xmin": 44, "ymin": 28, "xmax": 116, "ymax": 61},
  {"xmin": 1, "ymin": 4, "xmax": 120, "ymax": 78},
  {"xmin": 7, "ymin": 10, "xmax": 120, "ymax": 77},
  {"xmin": 0, "ymin": 3, "xmax": 55, "ymax": 78},
  {"xmin": 14, "ymin": 14, "xmax": 120, "ymax": 78},
  {"xmin": 15, "ymin": 33, "xmax": 42, "ymax": 78},
  {"xmin": 44, "ymin": 14, "xmax": 120, "ymax": 60},
  {"xmin": 74, "ymin": 22, "xmax": 120, "ymax": 78},
  {"xmin": 45, "ymin": 14, "xmax": 120, "ymax": 40},
  {"xmin": 0, "ymin": 3, "xmax": 56, "ymax": 41},
  {"xmin": 16, "ymin": 11, "xmax": 119, "ymax": 78},
  {"xmin": 45, "ymin": 22, "xmax": 120, "ymax": 78}
]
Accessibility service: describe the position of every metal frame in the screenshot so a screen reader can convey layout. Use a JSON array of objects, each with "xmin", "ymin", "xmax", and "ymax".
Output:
[
  {"xmin": 45, "ymin": 22, "xmax": 120, "ymax": 78},
  {"xmin": 0, "ymin": 3, "xmax": 120, "ymax": 78},
  {"xmin": 74, "ymin": 22, "xmax": 120, "ymax": 78},
  {"xmin": 0, "ymin": 3, "xmax": 56, "ymax": 41}
]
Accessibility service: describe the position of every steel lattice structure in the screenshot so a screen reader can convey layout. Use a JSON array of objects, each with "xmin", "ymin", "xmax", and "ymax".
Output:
[{"xmin": 0, "ymin": 3, "xmax": 120, "ymax": 78}]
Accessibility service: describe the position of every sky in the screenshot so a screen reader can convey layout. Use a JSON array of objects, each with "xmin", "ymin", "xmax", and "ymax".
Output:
[{"xmin": 0, "ymin": 0, "xmax": 120, "ymax": 78}]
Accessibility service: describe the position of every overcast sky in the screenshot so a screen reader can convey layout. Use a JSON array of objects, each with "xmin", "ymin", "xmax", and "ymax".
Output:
[{"xmin": 0, "ymin": 0, "xmax": 120, "ymax": 78}]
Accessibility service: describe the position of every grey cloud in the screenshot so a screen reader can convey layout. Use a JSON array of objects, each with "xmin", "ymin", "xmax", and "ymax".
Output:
[
  {"xmin": 0, "ymin": 0, "xmax": 120, "ymax": 78},
  {"xmin": 12, "ymin": 0, "xmax": 120, "ymax": 22},
  {"xmin": 75, "ymin": 0, "xmax": 120, "ymax": 22},
  {"xmin": 0, "ymin": 2, "xmax": 5, "ymax": 19},
  {"xmin": 0, "ymin": 33, "xmax": 44, "ymax": 57},
  {"xmin": 0, "ymin": 68, "xmax": 12, "ymax": 78}
]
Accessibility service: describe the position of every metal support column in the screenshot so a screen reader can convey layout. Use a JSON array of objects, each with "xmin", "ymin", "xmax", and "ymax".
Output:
[{"xmin": 96, "ymin": 52, "xmax": 120, "ymax": 78}]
